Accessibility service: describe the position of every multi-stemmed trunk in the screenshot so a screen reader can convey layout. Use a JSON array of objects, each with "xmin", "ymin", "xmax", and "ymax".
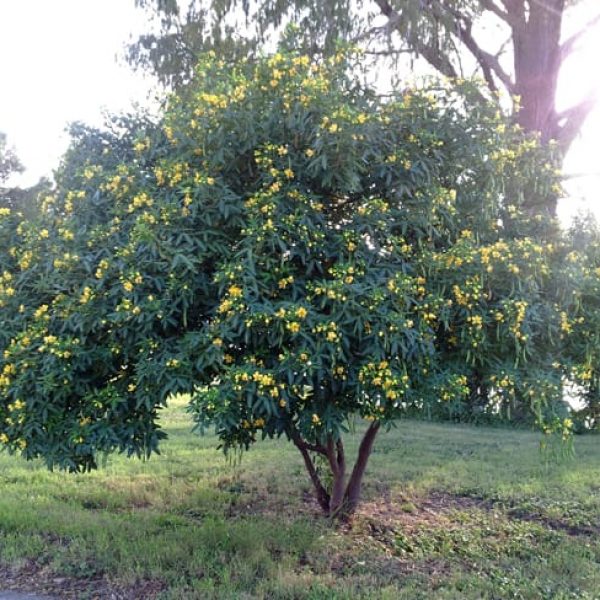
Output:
[{"xmin": 291, "ymin": 421, "xmax": 380, "ymax": 519}]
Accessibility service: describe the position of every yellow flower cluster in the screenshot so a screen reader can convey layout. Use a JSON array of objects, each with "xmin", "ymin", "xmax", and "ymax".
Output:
[
  {"xmin": 508, "ymin": 300, "xmax": 527, "ymax": 340},
  {"xmin": 52, "ymin": 252, "xmax": 79, "ymax": 270},
  {"xmin": 311, "ymin": 321, "xmax": 340, "ymax": 343},
  {"xmin": 0, "ymin": 271, "xmax": 15, "ymax": 307},
  {"xmin": 490, "ymin": 373, "xmax": 514, "ymax": 392},
  {"xmin": 560, "ymin": 311, "xmax": 572, "ymax": 334},
  {"xmin": 466, "ymin": 314, "xmax": 483, "ymax": 329},
  {"xmin": 80, "ymin": 286, "xmax": 93, "ymax": 305},
  {"xmin": 127, "ymin": 192, "xmax": 154, "ymax": 214},
  {"xmin": 217, "ymin": 284, "xmax": 245, "ymax": 317},
  {"xmin": 452, "ymin": 276, "xmax": 483, "ymax": 309},
  {"xmin": 359, "ymin": 360, "xmax": 409, "ymax": 401},
  {"xmin": 439, "ymin": 374, "xmax": 469, "ymax": 402},
  {"xmin": 278, "ymin": 275, "xmax": 294, "ymax": 289},
  {"xmin": 95, "ymin": 258, "xmax": 110, "ymax": 279},
  {"xmin": 311, "ymin": 283, "xmax": 347, "ymax": 302}
]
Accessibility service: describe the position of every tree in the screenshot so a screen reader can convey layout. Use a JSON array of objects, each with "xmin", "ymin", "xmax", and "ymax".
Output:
[
  {"xmin": 129, "ymin": 0, "xmax": 600, "ymax": 216},
  {"xmin": 557, "ymin": 215, "xmax": 600, "ymax": 431},
  {"xmin": 0, "ymin": 51, "xmax": 568, "ymax": 517},
  {"xmin": 0, "ymin": 132, "xmax": 48, "ymax": 220},
  {"xmin": 0, "ymin": 132, "xmax": 24, "ymax": 204}
]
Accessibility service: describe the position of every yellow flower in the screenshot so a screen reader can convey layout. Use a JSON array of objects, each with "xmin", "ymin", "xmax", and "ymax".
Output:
[
  {"xmin": 305, "ymin": 148, "xmax": 315, "ymax": 158},
  {"xmin": 34, "ymin": 305, "xmax": 49, "ymax": 319},
  {"xmin": 123, "ymin": 281, "xmax": 134, "ymax": 293},
  {"xmin": 213, "ymin": 338, "xmax": 223, "ymax": 347},
  {"xmin": 312, "ymin": 414, "xmax": 321, "ymax": 425},
  {"xmin": 295, "ymin": 307, "xmax": 308, "ymax": 319},
  {"xmin": 80, "ymin": 286, "xmax": 92, "ymax": 304},
  {"xmin": 228, "ymin": 285, "xmax": 243, "ymax": 298}
]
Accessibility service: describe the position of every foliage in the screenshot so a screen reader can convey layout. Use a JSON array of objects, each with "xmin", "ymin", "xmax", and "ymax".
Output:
[
  {"xmin": 557, "ymin": 215, "xmax": 600, "ymax": 431},
  {"xmin": 129, "ymin": 1, "xmax": 599, "ymax": 169},
  {"xmin": 0, "ymin": 132, "xmax": 23, "ymax": 186},
  {"xmin": 0, "ymin": 399, "xmax": 599, "ymax": 598},
  {"xmin": 0, "ymin": 50, "xmax": 571, "ymax": 516}
]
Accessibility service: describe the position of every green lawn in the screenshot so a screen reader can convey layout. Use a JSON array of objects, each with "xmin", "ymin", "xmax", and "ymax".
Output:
[{"xmin": 0, "ymin": 397, "xmax": 599, "ymax": 599}]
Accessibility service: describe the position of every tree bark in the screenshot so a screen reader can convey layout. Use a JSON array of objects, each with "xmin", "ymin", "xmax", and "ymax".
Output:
[
  {"xmin": 326, "ymin": 436, "xmax": 347, "ymax": 516},
  {"xmin": 290, "ymin": 431, "xmax": 330, "ymax": 512},
  {"xmin": 292, "ymin": 421, "xmax": 381, "ymax": 519},
  {"xmin": 343, "ymin": 421, "xmax": 381, "ymax": 517}
]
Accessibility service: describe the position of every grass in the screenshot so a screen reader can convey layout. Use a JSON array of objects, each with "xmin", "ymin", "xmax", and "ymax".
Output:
[{"xmin": 0, "ymin": 397, "xmax": 598, "ymax": 599}]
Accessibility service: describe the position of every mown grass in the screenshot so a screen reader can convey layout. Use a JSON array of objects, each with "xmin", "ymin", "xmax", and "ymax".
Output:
[{"xmin": 0, "ymin": 396, "xmax": 599, "ymax": 599}]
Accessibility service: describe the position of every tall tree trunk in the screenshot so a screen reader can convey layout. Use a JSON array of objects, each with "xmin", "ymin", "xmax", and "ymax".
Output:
[
  {"xmin": 512, "ymin": 0, "xmax": 564, "ymax": 216},
  {"xmin": 513, "ymin": 1, "xmax": 564, "ymax": 142}
]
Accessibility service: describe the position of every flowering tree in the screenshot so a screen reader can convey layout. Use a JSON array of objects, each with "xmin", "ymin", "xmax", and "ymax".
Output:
[{"xmin": 0, "ymin": 51, "xmax": 567, "ymax": 517}]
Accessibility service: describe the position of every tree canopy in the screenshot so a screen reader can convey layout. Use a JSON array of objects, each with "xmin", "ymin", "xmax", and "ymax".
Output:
[
  {"xmin": 128, "ymin": 0, "xmax": 600, "ymax": 216},
  {"xmin": 0, "ymin": 50, "xmax": 582, "ymax": 517}
]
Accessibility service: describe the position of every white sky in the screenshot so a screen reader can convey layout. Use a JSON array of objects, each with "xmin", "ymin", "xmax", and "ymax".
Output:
[
  {"xmin": 0, "ymin": 0, "xmax": 155, "ymax": 186},
  {"xmin": 0, "ymin": 0, "xmax": 599, "ymax": 224}
]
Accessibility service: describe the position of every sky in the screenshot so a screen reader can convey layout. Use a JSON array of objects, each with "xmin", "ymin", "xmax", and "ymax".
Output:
[
  {"xmin": 0, "ymin": 0, "xmax": 155, "ymax": 186},
  {"xmin": 0, "ymin": 0, "xmax": 599, "ymax": 224}
]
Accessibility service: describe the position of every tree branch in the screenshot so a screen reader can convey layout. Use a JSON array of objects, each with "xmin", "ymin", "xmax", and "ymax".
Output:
[
  {"xmin": 436, "ymin": 0, "xmax": 515, "ymax": 93},
  {"xmin": 289, "ymin": 429, "xmax": 327, "ymax": 455},
  {"xmin": 555, "ymin": 92, "xmax": 599, "ymax": 153},
  {"xmin": 371, "ymin": 0, "xmax": 460, "ymax": 80},
  {"xmin": 290, "ymin": 431, "xmax": 330, "ymax": 511},
  {"xmin": 479, "ymin": 0, "xmax": 517, "ymax": 26},
  {"xmin": 560, "ymin": 12, "xmax": 600, "ymax": 61}
]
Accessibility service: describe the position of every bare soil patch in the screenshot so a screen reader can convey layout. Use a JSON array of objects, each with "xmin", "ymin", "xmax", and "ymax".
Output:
[{"xmin": 0, "ymin": 561, "xmax": 165, "ymax": 600}]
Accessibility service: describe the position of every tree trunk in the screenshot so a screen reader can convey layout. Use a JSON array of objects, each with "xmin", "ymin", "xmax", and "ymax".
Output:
[
  {"xmin": 292, "ymin": 421, "xmax": 381, "ymax": 520},
  {"xmin": 342, "ymin": 422, "xmax": 380, "ymax": 517},
  {"xmin": 290, "ymin": 432, "xmax": 330, "ymax": 512},
  {"xmin": 512, "ymin": 0, "xmax": 564, "ymax": 216},
  {"xmin": 326, "ymin": 437, "xmax": 347, "ymax": 516},
  {"xmin": 513, "ymin": 1, "xmax": 564, "ymax": 142}
]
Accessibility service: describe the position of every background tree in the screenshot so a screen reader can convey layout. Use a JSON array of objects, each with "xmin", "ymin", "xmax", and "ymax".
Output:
[
  {"xmin": 0, "ymin": 132, "xmax": 23, "ymax": 185},
  {"xmin": 0, "ymin": 132, "xmax": 48, "ymax": 219},
  {"xmin": 128, "ymin": 0, "xmax": 600, "ymax": 210}
]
